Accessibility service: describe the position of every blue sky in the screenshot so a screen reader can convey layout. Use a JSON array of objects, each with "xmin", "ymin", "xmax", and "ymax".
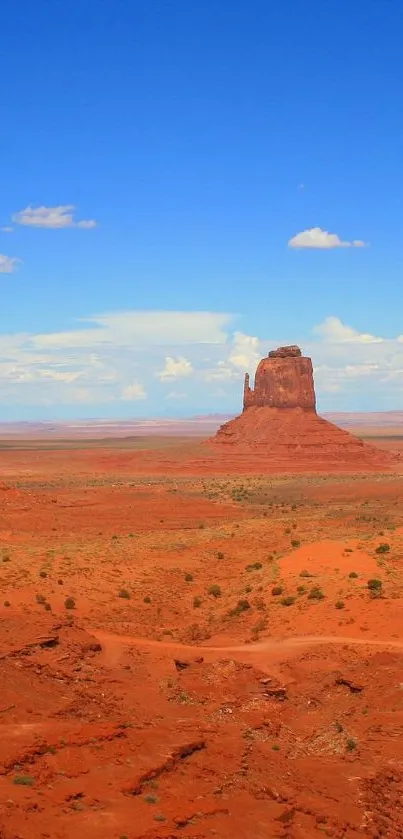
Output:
[{"xmin": 1, "ymin": 0, "xmax": 403, "ymax": 419}]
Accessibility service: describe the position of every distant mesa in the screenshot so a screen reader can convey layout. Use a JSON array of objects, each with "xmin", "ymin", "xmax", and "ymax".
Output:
[{"xmin": 210, "ymin": 345, "xmax": 397, "ymax": 470}]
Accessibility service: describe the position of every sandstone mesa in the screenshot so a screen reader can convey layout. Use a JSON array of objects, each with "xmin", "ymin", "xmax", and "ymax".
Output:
[{"xmin": 210, "ymin": 345, "xmax": 396, "ymax": 470}]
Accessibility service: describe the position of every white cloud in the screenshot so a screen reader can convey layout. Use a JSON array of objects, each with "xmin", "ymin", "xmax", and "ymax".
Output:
[
  {"xmin": 121, "ymin": 383, "xmax": 147, "ymax": 401},
  {"xmin": 228, "ymin": 331, "xmax": 260, "ymax": 369},
  {"xmin": 157, "ymin": 356, "xmax": 194, "ymax": 381},
  {"xmin": 1, "ymin": 227, "xmax": 13, "ymax": 233},
  {"xmin": 0, "ymin": 253, "xmax": 20, "ymax": 273},
  {"xmin": 32, "ymin": 311, "xmax": 231, "ymax": 350},
  {"xmin": 288, "ymin": 227, "xmax": 366, "ymax": 249},
  {"xmin": 12, "ymin": 205, "xmax": 97, "ymax": 229},
  {"xmin": 2, "ymin": 308, "xmax": 403, "ymax": 412},
  {"xmin": 313, "ymin": 316, "xmax": 383, "ymax": 344}
]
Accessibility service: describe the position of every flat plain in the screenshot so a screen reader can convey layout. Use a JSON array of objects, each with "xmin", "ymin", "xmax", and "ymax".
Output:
[{"xmin": 1, "ymin": 431, "xmax": 403, "ymax": 838}]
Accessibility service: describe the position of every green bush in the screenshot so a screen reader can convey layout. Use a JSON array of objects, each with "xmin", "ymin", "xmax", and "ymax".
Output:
[
  {"xmin": 281, "ymin": 596, "xmax": 296, "ymax": 606},
  {"xmin": 367, "ymin": 578, "xmax": 382, "ymax": 597},
  {"xmin": 375, "ymin": 543, "xmax": 390, "ymax": 555},
  {"xmin": 230, "ymin": 598, "xmax": 251, "ymax": 616},
  {"xmin": 308, "ymin": 586, "xmax": 325, "ymax": 601}
]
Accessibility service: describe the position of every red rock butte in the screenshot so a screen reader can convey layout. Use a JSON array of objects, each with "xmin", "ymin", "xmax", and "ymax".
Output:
[{"xmin": 209, "ymin": 345, "xmax": 396, "ymax": 470}]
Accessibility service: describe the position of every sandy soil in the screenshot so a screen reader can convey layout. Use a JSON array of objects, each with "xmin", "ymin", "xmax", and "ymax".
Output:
[{"xmin": 1, "ymin": 439, "xmax": 403, "ymax": 837}]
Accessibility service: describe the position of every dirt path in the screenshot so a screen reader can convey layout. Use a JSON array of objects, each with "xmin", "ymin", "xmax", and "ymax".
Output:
[{"xmin": 93, "ymin": 628, "xmax": 403, "ymax": 666}]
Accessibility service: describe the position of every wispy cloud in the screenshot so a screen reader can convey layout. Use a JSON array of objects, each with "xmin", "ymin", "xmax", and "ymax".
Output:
[
  {"xmin": 288, "ymin": 227, "xmax": 366, "ymax": 249},
  {"xmin": 1, "ymin": 227, "xmax": 13, "ymax": 234},
  {"xmin": 0, "ymin": 253, "xmax": 21, "ymax": 273},
  {"xmin": 313, "ymin": 316, "xmax": 383, "ymax": 344},
  {"xmin": 1, "ymin": 309, "xmax": 403, "ymax": 411},
  {"xmin": 12, "ymin": 205, "xmax": 97, "ymax": 229},
  {"xmin": 157, "ymin": 356, "xmax": 194, "ymax": 381},
  {"xmin": 121, "ymin": 383, "xmax": 147, "ymax": 401}
]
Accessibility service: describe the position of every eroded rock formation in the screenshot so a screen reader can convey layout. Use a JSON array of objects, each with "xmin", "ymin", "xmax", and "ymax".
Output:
[
  {"xmin": 210, "ymin": 344, "xmax": 397, "ymax": 471},
  {"xmin": 243, "ymin": 345, "xmax": 316, "ymax": 411}
]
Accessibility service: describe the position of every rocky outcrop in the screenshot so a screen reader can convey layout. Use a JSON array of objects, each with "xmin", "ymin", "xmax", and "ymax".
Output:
[
  {"xmin": 243, "ymin": 345, "xmax": 316, "ymax": 411},
  {"xmin": 209, "ymin": 344, "xmax": 398, "ymax": 471}
]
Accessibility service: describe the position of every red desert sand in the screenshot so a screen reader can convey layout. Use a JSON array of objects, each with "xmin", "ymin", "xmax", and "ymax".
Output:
[{"xmin": 1, "ymin": 348, "xmax": 403, "ymax": 838}]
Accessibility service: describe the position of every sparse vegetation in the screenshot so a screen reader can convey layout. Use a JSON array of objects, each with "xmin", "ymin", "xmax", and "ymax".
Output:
[
  {"xmin": 308, "ymin": 586, "xmax": 325, "ymax": 601},
  {"xmin": 375, "ymin": 543, "xmax": 390, "ymax": 554},
  {"xmin": 208, "ymin": 584, "xmax": 222, "ymax": 598},
  {"xmin": 271, "ymin": 585, "xmax": 284, "ymax": 596},
  {"xmin": 13, "ymin": 775, "xmax": 34, "ymax": 786},
  {"xmin": 281, "ymin": 596, "xmax": 296, "ymax": 606},
  {"xmin": 367, "ymin": 578, "xmax": 383, "ymax": 598},
  {"xmin": 299, "ymin": 569, "xmax": 314, "ymax": 578},
  {"xmin": 35, "ymin": 593, "xmax": 47, "ymax": 604},
  {"xmin": 335, "ymin": 600, "xmax": 345, "ymax": 609},
  {"xmin": 64, "ymin": 597, "xmax": 76, "ymax": 610},
  {"xmin": 230, "ymin": 598, "xmax": 251, "ymax": 616},
  {"xmin": 193, "ymin": 596, "xmax": 202, "ymax": 608},
  {"xmin": 185, "ymin": 573, "xmax": 194, "ymax": 582},
  {"xmin": 349, "ymin": 571, "xmax": 358, "ymax": 579},
  {"xmin": 245, "ymin": 561, "xmax": 263, "ymax": 571},
  {"xmin": 346, "ymin": 737, "xmax": 357, "ymax": 752},
  {"xmin": 118, "ymin": 589, "xmax": 131, "ymax": 599},
  {"xmin": 297, "ymin": 585, "xmax": 306, "ymax": 594},
  {"xmin": 291, "ymin": 539, "xmax": 301, "ymax": 548},
  {"xmin": 144, "ymin": 595, "xmax": 151, "ymax": 604}
]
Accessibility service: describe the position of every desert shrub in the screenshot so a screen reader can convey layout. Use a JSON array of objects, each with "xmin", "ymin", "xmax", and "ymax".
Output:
[
  {"xmin": 64, "ymin": 597, "xmax": 76, "ymax": 609},
  {"xmin": 281, "ymin": 596, "xmax": 296, "ymax": 606},
  {"xmin": 4, "ymin": 600, "xmax": 10, "ymax": 607},
  {"xmin": 335, "ymin": 600, "xmax": 345, "ymax": 609},
  {"xmin": 308, "ymin": 586, "xmax": 325, "ymax": 601},
  {"xmin": 271, "ymin": 585, "xmax": 284, "ymax": 596},
  {"xmin": 246, "ymin": 561, "xmax": 263, "ymax": 572},
  {"xmin": 185, "ymin": 573, "xmax": 194, "ymax": 582},
  {"xmin": 39, "ymin": 570, "xmax": 47, "ymax": 578},
  {"xmin": 297, "ymin": 585, "xmax": 307, "ymax": 594},
  {"xmin": 299, "ymin": 569, "xmax": 314, "ymax": 578},
  {"xmin": 143, "ymin": 595, "xmax": 151, "ymax": 603},
  {"xmin": 375, "ymin": 543, "xmax": 390, "ymax": 554},
  {"xmin": 57, "ymin": 579, "xmax": 64, "ymax": 585},
  {"xmin": 13, "ymin": 775, "xmax": 34, "ymax": 786},
  {"xmin": 367, "ymin": 578, "xmax": 383, "ymax": 598},
  {"xmin": 217, "ymin": 551, "xmax": 224, "ymax": 560},
  {"xmin": 2, "ymin": 554, "xmax": 10, "ymax": 563},
  {"xmin": 44, "ymin": 602, "xmax": 52, "ymax": 611},
  {"xmin": 231, "ymin": 598, "xmax": 251, "ymax": 616},
  {"xmin": 291, "ymin": 539, "xmax": 300, "ymax": 548},
  {"xmin": 35, "ymin": 593, "xmax": 46, "ymax": 605},
  {"xmin": 118, "ymin": 589, "xmax": 131, "ymax": 599},
  {"xmin": 193, "ymin": 596, "xmax": 202, "ymax": 608},
  {"xmin": 349, "ymin": 571, "xmax": 358, "ymax": 579},
  {"xmin": 208, "ymin": 584, "xmax": 221, "ymax": 598},
  {"xmin": 346, "ymin": 737, "xmax": 357, "ymax": 752},
  {"xmin": 334, "ymin": 721, "xmax": 343, "ymax": 733}
]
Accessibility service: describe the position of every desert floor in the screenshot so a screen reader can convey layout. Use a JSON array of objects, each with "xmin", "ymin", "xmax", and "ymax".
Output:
[{"xmin": 1, "ymin": 433, "xmax": 403, "ymax": 838}]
